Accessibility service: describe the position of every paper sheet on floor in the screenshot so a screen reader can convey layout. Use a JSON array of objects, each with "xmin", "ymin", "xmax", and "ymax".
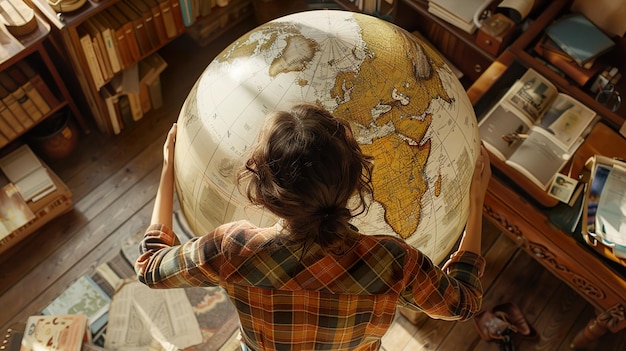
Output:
[{"xmin": 104, "ymin": 281, "xmax": 203, "ymax": 351}]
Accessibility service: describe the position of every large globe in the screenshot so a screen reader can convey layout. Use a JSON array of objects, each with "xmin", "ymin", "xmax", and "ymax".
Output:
[{"xmin": 175, "ymin": 10, "xmax": 480, "ymax": 264}]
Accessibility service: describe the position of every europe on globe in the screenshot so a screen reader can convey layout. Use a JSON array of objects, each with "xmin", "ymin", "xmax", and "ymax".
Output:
[{"xmin": 174, "ymin": 10, "xmax": 480, "ymax": 264}]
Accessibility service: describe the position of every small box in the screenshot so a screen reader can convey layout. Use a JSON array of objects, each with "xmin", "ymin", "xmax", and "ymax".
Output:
[{"xmin": 476, "ymin": 13, "xmax": 516, "ymax": 56}]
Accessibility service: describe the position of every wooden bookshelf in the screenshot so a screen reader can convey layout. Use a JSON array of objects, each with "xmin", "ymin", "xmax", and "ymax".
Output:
[
  {"xmin": 0, "ymin": 10, "xmax": 85, "ymax": 148},
  {"xmin": 29, "ymin": 0, "xmax": 254, "ymax": 135}
]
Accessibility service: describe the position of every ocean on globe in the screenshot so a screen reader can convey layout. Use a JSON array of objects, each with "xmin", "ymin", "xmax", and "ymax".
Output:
[{"xmin": 174, "ymin": 10, "xmax": 480, "ymax": 264}]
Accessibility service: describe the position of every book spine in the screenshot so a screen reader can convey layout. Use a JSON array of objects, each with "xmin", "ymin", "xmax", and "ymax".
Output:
[
  {"xmin": 171, "ymin": 0, "xmax": 185, "ymax": 34},
  {"xmin": 178, "ymin": 0, "xmax": 194, "ymax": 27},
  {"xmin": 126, "ymin": 92, "xmax": 143, "ymax": 121},
  {"xmin": 102, "ymin": 88, "xmax": 122, "ymax": 134},
  {"xmin": 160, "ymin": 0, "xmax": 179, "ymax": 38},
  {"xmin": 112, "ymin": 23, "xmax": 132, "ymax": 69},
  {"xmin": 92, "ymin": 33, "xmax": 113, "ymax": 81},
  {"xmin": 0, "ymin": 99, "xmax": 24, "ymax": 135},
  {"xmin": 150, "ymin": 1, "xmax": 168, "ymax": 45},
  {"xmin": 6, "ymin": 66, "xmax": 51, "ymax": 115},
  {"xmin": 3, "ymin": 94, "xmax": 33, "ymax": 129},
  {"xmin": 12, "ymin": 88, "xmax": 43, "ymax": 123},
  {"xmin": 22, "ymin": 81, "xmax": 51, "ymax": 115},
  {"xmin": 100, "ymin": 23, "xmax": 122, "ymax": 74},
  {"xmin": 0, "ymin": 102, "xmax": 17, "ymax": 140},
  {"xmin": 28, "ymin": 74, "xmax": 61, "ymax": 109},
  {"xmin": 140, "ymin": 5, "xmax": 160, "ymax": 50},
  {"xmin": 79, "ymin": 33, "xmax": 106, "ymax": 90},
  {"xmin": 84, "ymin": 20, "xmax": 114, "ymax": 81}
]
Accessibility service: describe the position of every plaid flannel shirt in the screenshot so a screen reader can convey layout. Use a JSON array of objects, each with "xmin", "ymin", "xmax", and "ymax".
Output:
[{"xmin": 136, "ymin": 220, "xmax": 485, "ymax": 351}]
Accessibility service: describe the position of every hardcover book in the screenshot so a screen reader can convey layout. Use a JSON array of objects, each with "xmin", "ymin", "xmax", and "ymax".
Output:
[
  {"xmin": 42, "ymin": 275, "xmax": 111, "ymax": 337},
  {"xmin": 20, "ymin": 314, "xmax": 89, "ymax": 351},
  {"xmin": 546, "ymin": 13, "xmax": 615, "ymax": 67},
  {"xmin": 479, "ymin": 68, "xmax": 597, "ymax": 191}
]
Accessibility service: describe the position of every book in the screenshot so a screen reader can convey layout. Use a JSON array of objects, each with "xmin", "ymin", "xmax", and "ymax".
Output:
[
  {"xmin": 5, "ymin": 66, "xmax": 51, "ymax": 116},
  {"xmin": 109, "ymin": 5, "xmax": 142, "ymax": 63},
  {"xmin": 0, "ymin": 80, "xmax": 32, "ymax": 130},
  {"xmin": 127, "ymin": 0, "xmax": 160, "ymax": 51},
  {"xmin": 78, "ymin": 26, "xmax": 106, "ymax": 90},
  {"xmin": 169, "ymin": 0, "xmax": 185, "ymax": 34},
  {"xmin": 0, "ymin": 144, "xmax": 56, "ymax": 202},
  {"xmin": 545, "ymin": 13, "xmax": 615, "ymax": 67},
  {"xmin": 140, "ymin": 53, "xmax": 167, "ymax": 110},
  {"xmin": 178, "ymin": 0, "xmax": 194, "ymax": 27},
  {"xmin": 15, "ymin": 60, "xmax": 62, "ymax": 109},
  {"xmin": 158, "ymin": 0, "xmax": 182, "ymax": 39},
  {"xmin": 144, "ymin": 0, "xmax": 168, "ymax": 45},
  {"xmin": 42, "ymin": 275, "xmax": 111, "ymax": 338},
  {"xmin": 0, "ymin": 101, "xmax": 19, "ymax": 139},
  {"xmin": 0, "ymin": 183, "xmax": 35, "ymax": 240},
  {"xmin": 100, "ymin": 9, "xmax": 132, "ymax": 70},
  {"xmin": 479, "ymin": 68, "xmax": 597, "ymax": 190},
  {"xmin": 0, "ymin": 71, "xmax": 43, "ymax": 123},
  {"xmin": 101, "ymin": 85, "xmax": 123, "ymax": 134},
  {"xmin": 118, "ymin": 65, "xmax": 143, "ymax": 121},
  {"xmin": 117, "ymin": 0, "xmax": 152, "ymax": 57},
  {"xmin": 534, "ymin": 35, "xmax": 603, "ymax": 86},
  {"xmin": 20, "ymin": 314, "xmax": 89, "ymax": 351},
  {"xmin": 82, "ymin": 20, "xmax": 114, "ymax": 81},
  {"xmin": 91, "ymin": 15, "xmax": 122, "ymax": 75}
]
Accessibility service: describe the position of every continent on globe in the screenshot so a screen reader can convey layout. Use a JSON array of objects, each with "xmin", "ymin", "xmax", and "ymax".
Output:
[{"xmin": 174, "ymin": 10, "xmax": 480, "ymax": 264}]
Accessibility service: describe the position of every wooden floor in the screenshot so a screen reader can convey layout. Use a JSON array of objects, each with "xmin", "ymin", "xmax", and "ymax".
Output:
[{"xmin": 1, "ymin": 17, "xmax": 625, "ymax": 351}]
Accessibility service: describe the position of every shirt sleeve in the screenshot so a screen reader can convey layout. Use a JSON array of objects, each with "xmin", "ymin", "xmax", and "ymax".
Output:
[
  {"xmin": 399, "ymin": 249, "xmax": 486, "ymax": 321},
  {"xmin": 134, "ymin": 223, "xmax": 225, "ymax": 289}
]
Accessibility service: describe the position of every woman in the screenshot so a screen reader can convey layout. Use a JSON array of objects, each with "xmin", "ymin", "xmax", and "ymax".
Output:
[{"xmin": 135, "ymin": 103, "xmax": 491, "ymax": 351}]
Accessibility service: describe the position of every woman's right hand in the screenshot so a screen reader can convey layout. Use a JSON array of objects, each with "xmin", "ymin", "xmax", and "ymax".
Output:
[{"xmin": 163, "ymin": 123, "xmax": 177, "ymax": 171}]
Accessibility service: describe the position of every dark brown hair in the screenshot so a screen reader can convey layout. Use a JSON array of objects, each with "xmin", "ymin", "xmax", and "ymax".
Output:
[{"xmin": 237, "ymin": 103, "xmax": 374, "ymax": 253}]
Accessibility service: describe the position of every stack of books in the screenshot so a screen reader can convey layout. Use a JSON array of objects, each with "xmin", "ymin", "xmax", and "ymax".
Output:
[
  {"xmin": 427, "ymin": 0, "xmax": 485, "ymax": 34},
  {"xmin": 0, "ymin": 60, "xmax": 60, "ymax": 148},
  {"xmin": 535, "ymin": 13, "xmax": 616, "ymax": 87}
]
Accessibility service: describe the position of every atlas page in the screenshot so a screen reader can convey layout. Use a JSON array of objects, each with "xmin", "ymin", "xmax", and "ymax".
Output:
[
  {"xmin": 479, "ymin": 68, "xmax": 596, "ymax": 189},
  {"xmin": 479, "ymin": 68, "xmax": 559, "ymax": 160}
]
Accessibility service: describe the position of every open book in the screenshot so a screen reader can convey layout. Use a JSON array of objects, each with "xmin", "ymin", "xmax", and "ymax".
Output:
[{"xmin": 479, "ymin": 68, "xmax": 597, "ymax": 190}]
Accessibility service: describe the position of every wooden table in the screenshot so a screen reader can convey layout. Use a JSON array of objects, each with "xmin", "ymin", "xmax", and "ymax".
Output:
[{"xmin": 469, "ymin": 59, "xmax": 626, "ymax": 349}]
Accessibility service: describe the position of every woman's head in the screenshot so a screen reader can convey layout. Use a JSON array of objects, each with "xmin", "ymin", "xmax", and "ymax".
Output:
[{"xmin": 238, "ymin": 103, "xmax": 374, "ymax": 251}]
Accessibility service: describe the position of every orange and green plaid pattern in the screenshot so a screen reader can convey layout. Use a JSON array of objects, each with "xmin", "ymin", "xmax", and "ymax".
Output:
[{"xmin": 136, "ymin": 221, "xmax": 485, "ymax": 351}]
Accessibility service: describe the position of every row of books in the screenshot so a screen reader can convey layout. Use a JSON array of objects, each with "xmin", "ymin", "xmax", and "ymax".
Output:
[
  {"xmin": 101, "ymin": 53, "xmax": 168, "ymax": 134},
  {"xmin": 78, "ymin": 0, "xmax": 185, "ymax": 91},
  {"xmin": 0, "ymin": 61, "xmax": 61, "ymax": 148}
]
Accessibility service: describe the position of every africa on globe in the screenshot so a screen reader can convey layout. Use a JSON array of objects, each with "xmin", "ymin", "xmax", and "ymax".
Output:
[{"xmin": 174, "ymin": 10, "xmax": 480, "ymax": 264}]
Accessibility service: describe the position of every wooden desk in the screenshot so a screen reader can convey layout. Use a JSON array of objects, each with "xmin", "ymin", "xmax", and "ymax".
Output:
[{"xmin": 471, "ymin": 63, "xmax": 626, "ymax": 349}]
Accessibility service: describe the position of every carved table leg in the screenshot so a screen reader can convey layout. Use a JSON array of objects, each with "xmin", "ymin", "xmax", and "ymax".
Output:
[
  {"xmin": 571, "ymin": 316, "xmax": 609, "ymax": 349},
  {"xmin": 570, "ymin": 305, "xmax": 625, "ymax": 349}
]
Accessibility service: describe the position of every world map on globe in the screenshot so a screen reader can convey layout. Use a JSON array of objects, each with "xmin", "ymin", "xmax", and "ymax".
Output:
[{"xmin": 175, "ymin": 10, "xmax": 480, "ymax": 264}]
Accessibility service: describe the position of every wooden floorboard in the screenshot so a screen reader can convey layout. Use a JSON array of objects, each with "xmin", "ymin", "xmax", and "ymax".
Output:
[{"xmin": 1, "ymin": 15, "xmax": 625, "ymax": 351}]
